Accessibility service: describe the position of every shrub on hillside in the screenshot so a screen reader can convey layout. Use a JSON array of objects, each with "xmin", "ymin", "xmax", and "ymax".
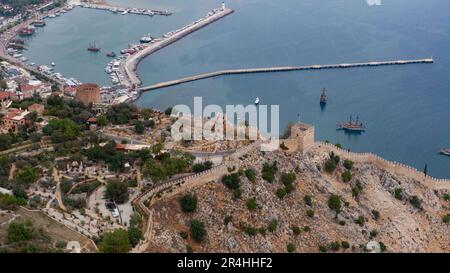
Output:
[{"xmin": 180, "ymin": 193, "xmax": 198, "ymax": 212}]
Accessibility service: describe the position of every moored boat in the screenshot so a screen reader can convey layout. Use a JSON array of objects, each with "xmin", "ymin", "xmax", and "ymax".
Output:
[
  {"xmin": 140, "ymin": 35, "xmax": 153, "ymax": 43},
  {"xmin": 32, "ymin": 20, "xmax": 46, "ymax": 27},
  {"xmin": 320, "ymin": 88, "xmax": 327, "ymax": 105},
  {"xmin": 254, "ymin": 97, "xmax": 260, "ymax": 105},
  {"xmin": 17, "ymin": 26, "xmax": 35, "ymax": 36},
  {"xmin": 337, "ymin": 114, "xmax": 366, "ymax": 132},
  {"xmin": 88, "ymin": 42, "xmax": 101, "ymax": 52}
]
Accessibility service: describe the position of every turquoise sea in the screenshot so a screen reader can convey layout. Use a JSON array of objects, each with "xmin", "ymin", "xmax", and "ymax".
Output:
[{"xmin": 23, "ymin": 0, "xmax": 450, "ymax": 178}]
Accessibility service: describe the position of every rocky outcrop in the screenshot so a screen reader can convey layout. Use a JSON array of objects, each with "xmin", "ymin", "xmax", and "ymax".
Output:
[{"xmin": 145, "ymin": 145, "xmax": 450, "ymax": 253}]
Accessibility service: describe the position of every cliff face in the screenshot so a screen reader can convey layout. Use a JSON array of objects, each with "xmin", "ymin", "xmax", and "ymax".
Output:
[{"xmin": 146, "ymin": 146, "xmax": 450, "ymax": 253}]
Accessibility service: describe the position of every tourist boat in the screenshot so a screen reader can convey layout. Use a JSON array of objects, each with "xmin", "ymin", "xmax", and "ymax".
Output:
[
  {"xmin": 106, "ymin": 51, "xmax": 116, "ymax": 58},
  {"xmin": 87, "ymin": 42, "xmax": 101, "ymax": 52},
  {"xmin": 8, "ymin": 43, "xmax": 25, "ymax": 50},
  {"xmin": 440, "ymin": 148, "xmax": 450, "ymax": 156},
  {"xmin": 17, "ymin": 26, "xmax": 35, "ymax": 36},
  {"xmin": 254, "ymin": 97, "xmax": 260, "ymax": 105},
  {"xmin": 320, "ymin": 88, "xmax": 327, "ymax": 105},
  {"xmin": 32, "ymin": 20, "xmax": 46, "ymax": 27},
  {"xmin": 337, "ymin": 114, "xmax": 366, "ymax": 132},
  {"xmin": 10, "ymin": 38, "xmax": 25, "ymax": 44},
  {"xmin": 140, "ymin": 35, "xmax": 153, "ymax": 43}
]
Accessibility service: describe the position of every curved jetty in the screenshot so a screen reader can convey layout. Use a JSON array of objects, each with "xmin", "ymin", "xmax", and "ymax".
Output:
[
  {"xmin": 122, "ymin": 6, "xmax": 234, "ymax": 88},
  {"xmin": 139, "ymin": 58, "xmax": 434, "ymax": 91}
]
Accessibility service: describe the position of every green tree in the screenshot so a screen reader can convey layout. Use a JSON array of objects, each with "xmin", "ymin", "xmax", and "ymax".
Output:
[
  {"xmin": 222, "ymin": 173, "xmax": 240, "ymax": 190},
  {"xmin": 343, "ymin": 160, "xmax": 354, "ymax": 170},
  {"xmin": 190, "ymin": 219, "xmax": 207, "ymax": 243},
  {"xmin": 127, "ymin": 227, "xmax": 142, "ymax": 247},
  {"xmin": 328, "ymin": 195, "xmax": 341, "ymax": 214},
  {"xmin": 96, "ymin": 114, "xmax": 108, "ymax": 126},
  {"xmin": 409, "ymin": 196, "xmax": 422, "ymax": 209},
  {"xmin": 276, "ymin": 188, "xmax": 287, "ymax": 199},
  {"xmin": 164, "ymin": 107, "xmax": 173, "ymax": 116},
  {"xmin": 268, "ymin": 219, "xmax": 278, "ymax": 232},
  {"xmin": 261, "ymin": 162, "xmax": 278, "ymax": 183},
  {"xmin": 325, "ymin": 159, "xmax": 337, "ymax": 173},
  {"xmin": 7, "ymin": 220, "xmax": 36, "ymax": 243},
  {"xmin": 104, "ymin": 180, "xmax": 129, "ymax": 204},
  {"xmin": 134, "ymin": 121, "xmax": 145, "ymax": 134},
  {"xmin": 281, "ymin": 172, "xmax": 296, "ymax": 186},
  {"xmin": 287, "ymin": 243, "xmax": 296, "ymax": 253},
  {"xmin": 246, "ymin": 198, "xmax": 257, "ymax": 210},
  {"xmin": 394, "ymin": 188, "xmax": 403, "ymax": 200},
  {"xmin": 192, "ymin": 161, "xmax": 213, "ymax": 173},
  {"xmin": 99, "ymin": 229, "xmax": 131, "ymax": 253},
  {"xmin": 0, "ymin": 156, "xmax": 11, "ymax": 177},
  {"xmin": 442, "ymin": 214, "xmax": 450, "ymax": 224},
  {"xmin": 16, "ymin": 166, "xmax": 40, "ymax": 186},
  {"xmin": 341, "ymin": 170, "xmax": 352, "ymax": 182},
  {"xmin": 180, "ymin": 193, "xmax": 198, "ymax": 212},
  {"xmin": 303, "ymin": 195, "xmax": 313, "ymax": 206},
  {"xmin": 292, "ymin": 225, "xmax": 301, "ymax": 235},
  {"xmin": 43, "ymin": 118, "xmax": 81, "ymax": 143},
  {"xmin": 245, "ymin": 168, "xmax": 256, "ymax": 182}
]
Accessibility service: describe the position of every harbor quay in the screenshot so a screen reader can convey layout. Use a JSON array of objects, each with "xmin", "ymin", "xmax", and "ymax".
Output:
[
  {"xmin": 78, "ymin": 2, "xmax": 172, "ymax": 17},
  {"xmin": 120, "ymin": 5, "xmax": 234, "ymax": 94}
]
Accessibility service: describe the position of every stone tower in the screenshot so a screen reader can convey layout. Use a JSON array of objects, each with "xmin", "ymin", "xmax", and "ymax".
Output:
[
  {"xmin": 281, "ymin": 122, "xmax": 315, "ymax": 153},
  {"xmin": 75, "ymin": 83, "xmax": 101, "ymax": 105}
]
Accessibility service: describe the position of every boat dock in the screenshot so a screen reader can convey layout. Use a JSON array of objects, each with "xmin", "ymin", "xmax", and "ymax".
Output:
[
  {"xmin": 122, "ymin": 6, "xmax": 234, "ymax": 88},
  {"xmin": 138, "ymin": 58, "xmax": 434, "ymax": 91},
  {"xmin": 78, "ymin": 3, "xmax": 171, "ymax": 16}
]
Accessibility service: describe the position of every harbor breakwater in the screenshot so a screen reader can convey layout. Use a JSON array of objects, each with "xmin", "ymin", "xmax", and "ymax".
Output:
[
  {"xmin": 138, "ymin": 58, "xmax": 434, "ymax": 91},
  {"xmin": 123, "ymin": 7, "xmax": 234, "ymax": 88}
]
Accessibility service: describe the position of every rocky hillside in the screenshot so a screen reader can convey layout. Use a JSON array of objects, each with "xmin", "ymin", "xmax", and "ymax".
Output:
[{"xmin": 145, "ymin": 145, "xmax": 450, "ymax": 253}]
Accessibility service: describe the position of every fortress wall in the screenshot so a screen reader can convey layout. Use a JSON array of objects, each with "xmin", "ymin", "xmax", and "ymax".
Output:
[{"xmin": 316, "ymin": 142, "xmax": 450, "ymax": 189}]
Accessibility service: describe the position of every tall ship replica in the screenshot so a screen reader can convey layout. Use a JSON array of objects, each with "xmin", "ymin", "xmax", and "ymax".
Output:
[
  {"xmin": 320, "ymin": 88, "xmax": 327, "ymax": 106},
  {"xmin": 87, "ymin": 42, "xmax": 101, "ymax": 52},
  {"xmin": 337, "ymin": 114, "xmax": 366, "ymax": 132}
]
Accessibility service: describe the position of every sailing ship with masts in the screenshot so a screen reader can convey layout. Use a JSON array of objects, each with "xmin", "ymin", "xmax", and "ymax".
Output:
[
  {"xmin": 87, "ymin": 42, "xmax": 101, "ymax": 52},
  {"xmin": 337, "ymin": 114, "xmax": 366, "ymax": 132}
]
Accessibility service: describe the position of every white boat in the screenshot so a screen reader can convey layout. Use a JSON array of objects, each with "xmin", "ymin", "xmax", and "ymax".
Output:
[
  {"xmin": 140, "ymin": 35, "xmax": 153, "ymax": 43},
  {"xmin": 254, "ymin": 97, "xmax": 260, "ymax": 105},
  {"xmin": 51, "ymin": 62, "xmax": 56, "ymax": 66}
]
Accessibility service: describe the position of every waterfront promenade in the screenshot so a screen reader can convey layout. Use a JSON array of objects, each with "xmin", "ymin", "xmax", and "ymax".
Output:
[
  {"xmin": 138, "ymin": 58, "xmax": 434, "ymax": 91},
  {"xmin": 122, "ymin": 7, "xmax": 234, "ymax": 88}
]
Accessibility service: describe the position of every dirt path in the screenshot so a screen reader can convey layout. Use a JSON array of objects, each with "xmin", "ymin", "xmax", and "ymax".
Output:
[
  {"xmin": 8, "ymin": 163, "xmax": 16, "ymax": 180},
  {"xmin": 53, "ymin": 167, "xmax": 67, "ymax": 211}
]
